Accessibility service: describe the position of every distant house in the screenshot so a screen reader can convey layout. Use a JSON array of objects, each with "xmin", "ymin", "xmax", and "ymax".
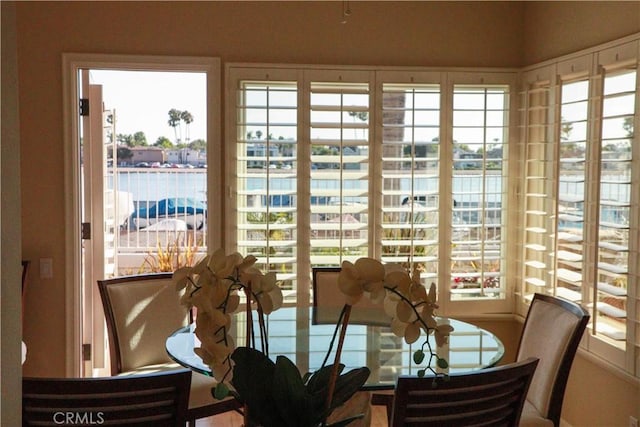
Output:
[
  {"xmin": 166, "ymin": 148, "xmax": 202, "ymax": 165},
  {"xmin": 130, "ymin": 147, "xmax": 166, "ymax": 165},
  {"xmin": 453, "ymin": 149, "xmax": 483, "ymax": 170}
]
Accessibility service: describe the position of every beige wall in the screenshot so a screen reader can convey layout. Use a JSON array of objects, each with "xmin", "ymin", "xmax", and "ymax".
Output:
[
  {"xmin": 16, "ymin": 0, "xmax": 530, "ymax": 378},
  {"xmin": 563, "ymin": 355, "xmax": 639, "ymax": 427},
  {"xmin": 522, "ymin": 1, "xmax": 640, "ymax": 65},
  {"xmin": 10, "ymin": 1, "xmax": 640, "ymax": 425},
  {"xmin": 2, "ymin": 2, "xmax": 23, "ymax": 426}
]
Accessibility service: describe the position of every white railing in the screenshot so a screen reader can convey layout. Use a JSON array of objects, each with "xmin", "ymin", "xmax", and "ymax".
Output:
[{"xmin": 113, "ymin": 167, "xmax": 208, "ymax": 275}]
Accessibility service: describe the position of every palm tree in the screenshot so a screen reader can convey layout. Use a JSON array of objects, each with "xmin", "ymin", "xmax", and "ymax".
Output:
[
  {"xmin": 168, "ymin": 108, "xmax": 182, "ymax": 143},
  {"xmin": 180, "ymin": 110, "xmax": 194, "ymax": 142},
  {"xmin": 348, "ymin": 111, "xmax": 368, "ymax": 139}
]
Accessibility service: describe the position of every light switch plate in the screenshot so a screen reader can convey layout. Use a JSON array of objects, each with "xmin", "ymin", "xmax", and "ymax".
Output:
[{"xmin": 40, "ymin": 258, "xmax": 53, "ymax": 279}]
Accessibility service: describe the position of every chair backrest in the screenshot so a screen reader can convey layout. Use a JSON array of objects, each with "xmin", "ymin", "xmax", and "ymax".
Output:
[
  {"xmin": 516, "ymin": 293, "xmax": 590, "ymax": 426},
  {"xmin": 98, "ymin": 273, "xmax": 189, "ymax": 374},
  {"xmin": 312, "ymin": 267, "xmax": 391, "ymax": 326},
  {"xmin": 23, "ymin": 369, "xmax": 191, "ymax": 426},
  {"xmin": 390, "ymin": 357, "xmax": 539, "ymax": 427}
]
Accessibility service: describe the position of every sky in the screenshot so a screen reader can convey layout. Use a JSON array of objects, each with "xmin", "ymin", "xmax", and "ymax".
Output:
[
  {"xmin": 87, "ymin": 69, "xmax": 634, "ymax": 148},
  {"xmin": 89, "ymin": 70, "xmax": 207, "ymax": 144}
]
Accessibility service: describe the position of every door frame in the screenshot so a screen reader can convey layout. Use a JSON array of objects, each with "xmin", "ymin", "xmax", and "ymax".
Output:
[{"xmin": 62, "ymin": 53, "xmax": 221, "ymax": 376}]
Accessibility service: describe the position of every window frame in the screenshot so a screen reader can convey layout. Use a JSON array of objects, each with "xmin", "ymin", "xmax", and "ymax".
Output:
[
  {"xmin": 518, "ymin": 38, "xmax": 640, "ymax": 376},
  {"xmin": 225, "ymin": 64, "xmax": 518, "ymax": 317},
  {"xmin": 225, "ymin": 34, "xmax": 640, "ymax": 380}
]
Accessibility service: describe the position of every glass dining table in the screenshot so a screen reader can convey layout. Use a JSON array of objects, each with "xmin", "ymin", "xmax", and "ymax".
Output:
[{"xmin": 166, "ymin": 306, "xmax": 504, "ymax": 391}]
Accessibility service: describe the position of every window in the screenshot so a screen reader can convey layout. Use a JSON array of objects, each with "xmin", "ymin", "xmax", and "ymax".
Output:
[
  {"xmin": 450, "ymin": 85, "xmax": 509, "ymax": 301},
  {"xmin": 232, "ymin": 79, "xmax": 299, "ymax": 299},
  {"xmin": 227, "ymin": 34, "xmax": 640, "ymax": 379},
  {"xmin": 519, "ymin": 39, "xmax": 639, "ymax": 375},
  {"xmin": 518, "ymin": 70, "xmax": 556, "ymax": 301},
  {"xmin": 227, "ymin": 66, "xmax": 514, "ymax": 312},
  {"xmin": 592, "ymin": 66, "xmax": 635, "ymax": 350},
  {"xmin": 309, "ymin": 81, "xmax": 370, "ymax": 265},
  {"xmin": 555, "ymin": 76, "xmax": 589, "ymax": 303},
  {"xmin": 380, "ymin": 83, "xmax": 441, "ymax": 283}
]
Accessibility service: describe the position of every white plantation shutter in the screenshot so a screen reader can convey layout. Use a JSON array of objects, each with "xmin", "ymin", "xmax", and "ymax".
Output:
[
  {"xmin": 590, "ymin": 65, "xmax": 636, "ymax": 350},
  {"xmin": 228, "ymin": 40, "xmax": 640, "ymax": 379},
  {"xmin": 228, "ymin": 66, "xmax": 514, "ymax": 314},
  {"xmin": 519, "ymin": 38, "xmax": 639, "ymax": 375},
  {"xmin": 379, "ymin": 82, "xmax": 441, "ymax": 281},
  {"xmin": 232, "ymin": 78, "xmax": 300, "ymax": 296},
  {"xmin": 449, "ymin": 82, "xmax": 510, "ymax": 303},
  {"xmin": 555, "ymin": 72, "xmax": 591, "ymax": 305},
  {"xmin": 517, "ymin": 66, "xmax": 557, "ymax": 305},
  {"xmin": 308, "ymin": 80, "xmax": 371, "ymax": 266}
]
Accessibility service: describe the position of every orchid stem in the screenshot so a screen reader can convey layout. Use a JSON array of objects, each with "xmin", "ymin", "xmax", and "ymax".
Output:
[
  {"xmin": 257, "ymin": 302, "xmax": 268, "ymax": 355},
  {"xmin": 243, "ymin": 282, "xmax": 252, "ymax": 427},
  {"xmin": 326, "ymin": 304, "xmax": 352, "ymax": 413},
  {"xmin": 320, "ymin": 305, "xmax": 346, "ymax": 368},
  {"xmin": 244, "ymin": 283, "xmax": 252, "ymax": 350}
]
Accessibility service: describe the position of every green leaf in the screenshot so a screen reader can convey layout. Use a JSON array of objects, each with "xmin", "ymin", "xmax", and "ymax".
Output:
[
  {"xmin": 437, "ymin": 358, "xmax": 449, "ymax": 369},
  {"xmin": 306, "ymin": 363, "xmax": 345, "ymax": 394},
  {"xmin": 231, "ymin": 347, "xmax": 287, "ymax": 427},
  {"xmin": 417, "ymin": 369, "xmax": 425, "ymax": 378},
  {"xmin": 328, "ymin": 367, "xmax": 371, "ymax": 412},
  {"xmin": 212, "ymin": 382, "xmax": 230, "ymax": 400},
  {"xmin": 413, "ymin": 349, "xmax": 425, "ymax": 364},
  {"xmin": 272, "ymin": 355, "xmax": 317, "ymax": 427},
  {"xmin": 230, "ymin": 347, "xmax": 275, "ymax": 404},
  {"xmin": 305, "ymin": 364, "xmax": 347, "ymax": 425},
  {"xmin": 230, "ymin": 350, "xmax": 371, "ymax": 427}
]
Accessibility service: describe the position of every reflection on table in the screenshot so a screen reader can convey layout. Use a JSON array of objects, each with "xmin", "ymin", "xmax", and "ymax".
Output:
[{"xmin": 166, "ymin": 306, "xmax": 504, "ymax": 390}]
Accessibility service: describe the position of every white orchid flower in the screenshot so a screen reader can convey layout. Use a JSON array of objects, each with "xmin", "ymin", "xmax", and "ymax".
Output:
[
  {"xmin": 385, "ymin": 270, "xmax": 412, "ymax": 297},
  {"xmin": 208, "ymin": 249, "xmax": 239, "ymax": 279},
  {"xmin": 254, "ymin": 272, "xmax": 283, "ymax": 314},
  {"xmin": 175, "ymin": 249, "xmax": 453, "ymax": 387},
  {"xmin": 435, "ymin": 323, "xmax": 454, "ymax": 347},
  {"xmin": 404, "ymin": 322, "xmax": 421, "ymax": 344},
  {"xmin": 338, "ymin": 258, "xmax": 385, "ymax": 305}
]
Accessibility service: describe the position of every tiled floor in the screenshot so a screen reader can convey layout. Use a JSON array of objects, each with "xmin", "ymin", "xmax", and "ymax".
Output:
[{"xmin": 197, "ymin": 405, "xmax": 389, "ymax": 427}]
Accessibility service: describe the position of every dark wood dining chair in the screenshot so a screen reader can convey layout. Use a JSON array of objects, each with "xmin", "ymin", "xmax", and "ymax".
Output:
[
  {"xmin": 390, "ymin": 357, "xmax": 539, "ymax": 427},
  {"xmin": 98, "ymin": 273, "xmax": 241, "ymax": 426},
  {"xmin": 23, "ymin": 369, "xmax": 191, "ymax": 426},
  {"xmin": 516, "ymin": 293, "xmax": 590, "ymax": 427}
]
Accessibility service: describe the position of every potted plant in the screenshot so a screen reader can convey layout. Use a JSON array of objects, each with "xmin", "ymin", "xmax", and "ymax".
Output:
[{"xmin": 174, "ymin": 250, "xmax": 452, "ymax": 427}]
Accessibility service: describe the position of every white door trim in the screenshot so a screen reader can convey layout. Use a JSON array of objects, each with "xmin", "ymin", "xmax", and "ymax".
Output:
[{"xmin": 62, "ymin": 53, "xmax": 221, "ymax": 376}]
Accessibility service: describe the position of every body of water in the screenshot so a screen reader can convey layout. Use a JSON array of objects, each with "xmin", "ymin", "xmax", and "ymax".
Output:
[
  {"xmin": 114, "ymin": 170, "xmax": 207, "ymax": 204},
  {"xmin": 115, "ymin": 170, "xmax": 629, "ymax": 225},
  {"xmin": 115, "ymin": 170, "xmax": 509, "ymax": 204}
]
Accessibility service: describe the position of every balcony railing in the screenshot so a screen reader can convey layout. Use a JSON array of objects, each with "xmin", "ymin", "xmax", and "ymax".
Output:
[{"xmin": 110, "ymin": 167, "xmax": 208, "ymax": 276}]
